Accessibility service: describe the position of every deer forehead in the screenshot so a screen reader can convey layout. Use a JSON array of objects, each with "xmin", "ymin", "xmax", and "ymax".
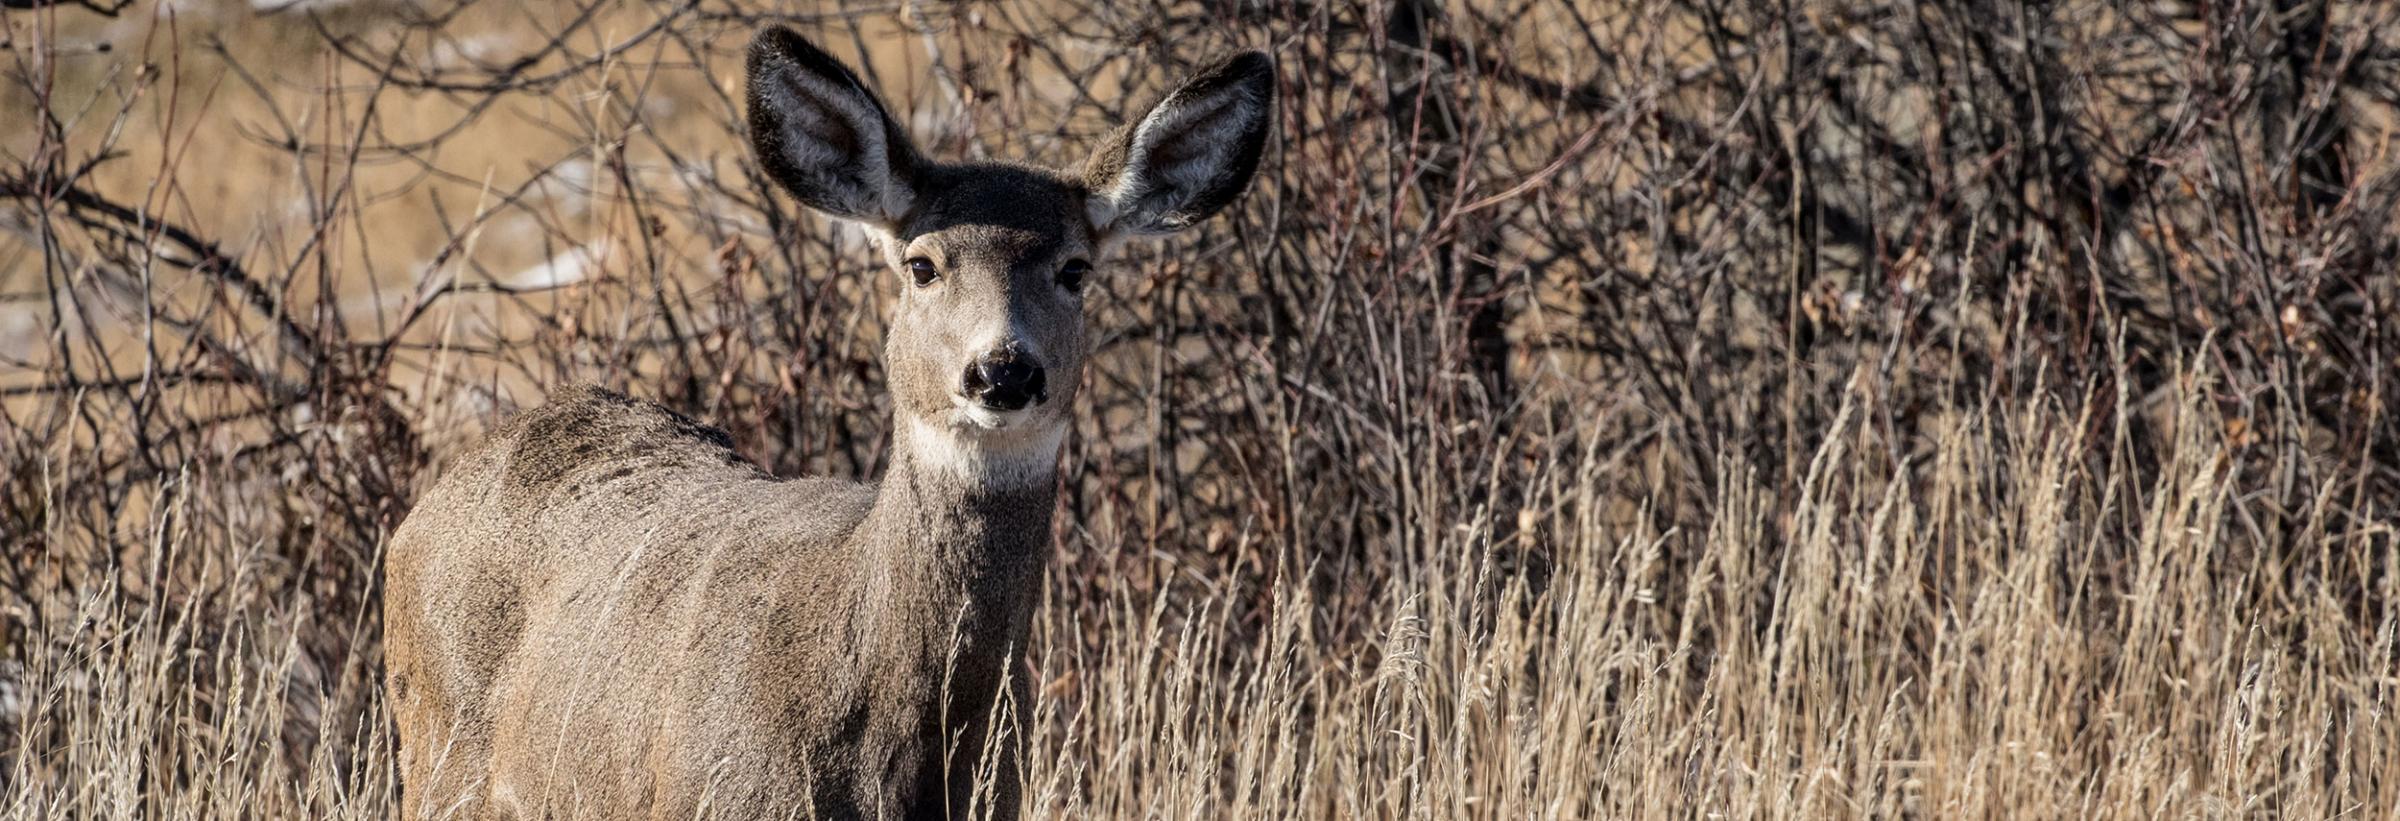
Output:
[
  {"xmin": 901, "ymin": 224, "xmax": 1061, "ymax": 272},
  {"xmin": 894, "ymin": 164, "xmax": 1095, "ymax": 261}
]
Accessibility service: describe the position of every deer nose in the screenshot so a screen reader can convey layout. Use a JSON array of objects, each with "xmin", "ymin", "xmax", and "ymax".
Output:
[{"xmin": 962, "ymin": 348, "xmax": 1047, "ymax": 411}]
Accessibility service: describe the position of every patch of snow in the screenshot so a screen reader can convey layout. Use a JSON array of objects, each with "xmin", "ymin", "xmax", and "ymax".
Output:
[{"xmin": 503, "ymin": 239, "xmax": 610, "ymax": 289}]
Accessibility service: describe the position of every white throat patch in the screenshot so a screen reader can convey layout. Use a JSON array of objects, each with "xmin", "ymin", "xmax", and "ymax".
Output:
[{"xmin": 903, "ymin": 416, "xmax": 1067, "ymax": 489}]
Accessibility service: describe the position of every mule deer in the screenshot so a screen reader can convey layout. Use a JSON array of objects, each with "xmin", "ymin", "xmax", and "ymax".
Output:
[{"xmin": 382, "ymin": 27, "xmax": 1273, "ymax": 820}]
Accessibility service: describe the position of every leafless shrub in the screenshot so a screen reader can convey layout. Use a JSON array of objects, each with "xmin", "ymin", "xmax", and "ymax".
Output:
[{"xmin": 3, "ymin": 0, "xmax": 2394, "ymax": 816}]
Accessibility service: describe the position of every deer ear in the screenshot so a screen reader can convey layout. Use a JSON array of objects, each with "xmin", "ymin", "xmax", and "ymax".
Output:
[
  {"xmin": 1084, "ymin": 52, "xmax": 1275, "ymax": 237},
  {"xmin": 747, "ymin": 27, "xmax": 922, "ymax": 226}
]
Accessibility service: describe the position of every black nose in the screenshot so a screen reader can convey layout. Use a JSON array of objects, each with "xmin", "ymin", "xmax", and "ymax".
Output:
[{"xmin": 962, "ymin": 348, "xmax": 1047, "ymax": 411}]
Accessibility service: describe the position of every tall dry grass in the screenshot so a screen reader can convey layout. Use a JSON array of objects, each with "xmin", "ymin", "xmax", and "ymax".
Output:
[{"xmin": 4, "ymin": 0, "xmax": 2397, "ymax": 817}]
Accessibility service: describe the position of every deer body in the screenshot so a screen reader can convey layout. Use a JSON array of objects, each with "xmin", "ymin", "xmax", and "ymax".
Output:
[
  {"xmin": 386, "ymin": 386, "xmax": 1051, "ymax": 818},
  {"xmin": 384, "ymin": 28, "xmax": 1271, "ymax": 820}
]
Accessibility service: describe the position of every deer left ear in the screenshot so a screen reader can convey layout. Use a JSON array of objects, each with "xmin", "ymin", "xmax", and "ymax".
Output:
[
  {"xmin": 747, "ymin": 27, "xmax": 923, "ymax": 227},
  {"xmin": 1084, "ymin": 52, "xmax": 1276, "ymax": 237}
]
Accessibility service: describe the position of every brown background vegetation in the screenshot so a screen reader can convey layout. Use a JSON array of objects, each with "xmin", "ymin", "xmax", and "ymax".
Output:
[{"xmin": 4, "ymin": 0, "xmax": 2397, "ymax": 816}]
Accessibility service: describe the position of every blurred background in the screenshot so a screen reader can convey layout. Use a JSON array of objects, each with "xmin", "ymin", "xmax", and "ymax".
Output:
[{"xmin": 3, "ymin": 0, "xmax": 2396, "ymax": 816}]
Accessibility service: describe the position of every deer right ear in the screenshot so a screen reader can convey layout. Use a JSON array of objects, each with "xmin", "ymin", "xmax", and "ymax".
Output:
[
  {"xmin": 1084, "ymin": 52, "xmax": 1275, "ymax": 237},
  {"xmin": 747, "ymin": 27, "xmax": 921, "ymax": 227}
]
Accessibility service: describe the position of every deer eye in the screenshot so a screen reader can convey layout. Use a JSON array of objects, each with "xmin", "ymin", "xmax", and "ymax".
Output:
[
  {"xmin": 906, "ymin": 257, "xmax": 939, "ymax": 287},
  {"xmin": 1056, "ymin": 259, "xmax": 1090, "ymax": 292}
]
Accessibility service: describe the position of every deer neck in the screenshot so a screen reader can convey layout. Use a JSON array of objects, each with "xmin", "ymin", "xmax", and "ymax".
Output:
[{"xmin": 852, "ymin": 415, "xmax": 1065, "ymax": 676}]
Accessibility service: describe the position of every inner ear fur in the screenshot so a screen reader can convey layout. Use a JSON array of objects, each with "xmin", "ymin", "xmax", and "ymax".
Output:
[
  {"xmin": 746, "ymin": 27, "xmax": 923, "ymax": 226},
  {"xmin": 1084, "ymin": 52, "xmax": 1276, "ymax": 237}
]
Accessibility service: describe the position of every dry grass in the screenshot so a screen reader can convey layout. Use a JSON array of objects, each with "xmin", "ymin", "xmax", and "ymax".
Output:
[{"xmin": 5, "ymin": 0, "xmax": 2398, "ymax": 817}]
